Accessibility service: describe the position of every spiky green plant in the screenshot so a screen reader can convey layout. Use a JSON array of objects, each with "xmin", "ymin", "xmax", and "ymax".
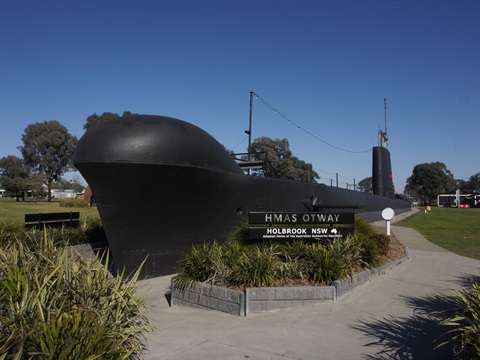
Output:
[
  {"xmin": 279, "ymin": 240, "xmax": 311, "ymax": 261},
  {"xmin": 222, "ymin": 239, "xmax": 244, "ymax": 269},
  {"xmin": 225, "ymin": 219, "xmax": 249, "ymax": 245},
  {"xmin": 357, "ymin": 234, "xmax": 382, "ymax": 267},
  {"xmin": 303, "ymin": 244, "xmax": 343, "ymax": 284},
  {"xmin": 326, "ymin": 235, "xmax": 363, "ymax": 277},
  {"xmin": 230, "ymin": 245, "xmax": 276, "ymax": 288},
  {"xmin": 354, "ymin": 216, "xmax": 375, "ymax": 239},
  {"xmin": 275, "ymin": 241, "xmax": 313, "ymax": 280},
  {"xmin": 437, "ymin": 275, "xmax": 480, "ymax": 359},
  {"xmin": 175, "ymin": 241, "xmax": 228, "ymax": 288},
  {"xmin": 0, "ymin": 228, "xmax": 151, "ymax": 359}
]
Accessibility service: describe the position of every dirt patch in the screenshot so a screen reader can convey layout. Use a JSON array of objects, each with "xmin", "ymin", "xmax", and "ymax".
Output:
[{"xmin": 373, "ymin": 226, "xmax": 406, "ymax": 263}]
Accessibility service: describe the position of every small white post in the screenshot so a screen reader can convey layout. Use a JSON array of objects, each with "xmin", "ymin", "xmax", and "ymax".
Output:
[{"xmin": 382, "ymin": 207, "xmax": 395, "ymax": 236}]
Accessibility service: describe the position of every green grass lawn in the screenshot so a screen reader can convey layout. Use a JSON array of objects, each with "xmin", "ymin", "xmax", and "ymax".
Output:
[
  {"xmin": 0, "ymin": 197, "xmax": 100, "ymax": 222},
  {"xmin": 396, "ymin": 207, "xmax": 480, "ymax": 260}
]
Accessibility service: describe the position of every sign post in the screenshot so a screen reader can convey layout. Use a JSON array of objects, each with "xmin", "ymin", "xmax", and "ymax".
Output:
[{"xmin": 248, "ymin": 211, "xmax": 355, "ymax": 240}]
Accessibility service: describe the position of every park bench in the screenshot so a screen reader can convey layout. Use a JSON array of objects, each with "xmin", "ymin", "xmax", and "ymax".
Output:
[{"xmin": 25, "ymin": 212, "xmax": 80, "ymax": 229}]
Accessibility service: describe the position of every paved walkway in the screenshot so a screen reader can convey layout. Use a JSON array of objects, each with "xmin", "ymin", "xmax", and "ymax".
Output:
[{"xmin": 140, "ymin": 209, "xmax": 480, "ymax": 359}]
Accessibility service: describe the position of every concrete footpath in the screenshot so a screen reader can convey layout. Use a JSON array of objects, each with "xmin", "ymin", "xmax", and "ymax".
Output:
[{"xmin": 140, "ymin": 209, "xmax": 480, "ymax": 359}]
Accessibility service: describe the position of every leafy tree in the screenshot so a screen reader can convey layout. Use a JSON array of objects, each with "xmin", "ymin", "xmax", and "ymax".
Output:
[
  {"xmin": 83, "ymin": 111, "xmax": 134, "ymax": 130},
  {"xmin": 247, "ymin": 137, "xmax": 319, "ymax": 182},
  {"xmin": 456, "ymin": 179, "xmax": 468, "ymax": 191},
  {"xmin": 19, "ymin": 120, "xmax": 78, "ymax": 202},
  {"xmin": 357, "ymin": 177, "xmax": 372, "ymax": 193},
  {"xmin": 405, "ymin": 162, "xmax": 456, "ymax": 204},
  {"xmin": 54, "ymin": 175, "xmax": 85, "ymax": 193},
  {"xmin": 466, "ymin": 172, "xmax": 480, "ymax": 192},
  {"xmin": 0, "ymin": 155, "xmax": 31, "ymax": 201}
]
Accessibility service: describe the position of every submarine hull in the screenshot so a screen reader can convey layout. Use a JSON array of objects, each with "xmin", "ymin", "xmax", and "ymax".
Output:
[{"xmin": 74, "ymin": 115, "xmax": 409, "ymax": 278}]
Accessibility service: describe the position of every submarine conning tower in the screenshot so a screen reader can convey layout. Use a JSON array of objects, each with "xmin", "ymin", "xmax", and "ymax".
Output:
[{"xmin": 372, "ymin": 146, "xmax": 395, "ymax": 198}]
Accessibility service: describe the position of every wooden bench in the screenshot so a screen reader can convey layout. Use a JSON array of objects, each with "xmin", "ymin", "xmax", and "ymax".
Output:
[{"xmin": 25, "ymin": 212, "xmax": 80, "ymax": 229}]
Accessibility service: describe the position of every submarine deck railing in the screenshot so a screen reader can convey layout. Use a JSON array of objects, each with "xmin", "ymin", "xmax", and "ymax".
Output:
[{"xmin": 231, "ymin": 152, "xmax": 278, "ymax": 178}]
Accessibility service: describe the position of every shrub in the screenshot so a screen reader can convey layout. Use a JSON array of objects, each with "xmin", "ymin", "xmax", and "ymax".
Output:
[
  {"xmin": 0, "ymin": 231, "xmax": 151, "ymax": 359},
  {"xmin": 275, "ymin": 256, "xmax": 309, "ymax": 281},
  {"xmin": 0, "ymin": 217, "xmax": 106, "ymax": 247},
  {"xmin": 357, "ymin": 234, "xmax": 382, "ymax": 267},
  {"xmin": 275, "ymin": 241, "xmax": 313, "ymax": 280},
  {"xmin": 230, "ymin": 245, "xmax": 276, "ymax": 288},
  {"xmin": 58, "ymin": 199, "xmax": 88, "ymax": 208},
  {"xmin": 222, "ymin": 239, "xmax": 244, "ymax": 269},
  {"xmin": 279, "ymin": 240, "xmax": 311, "ymax": 261},
  {"xmin": 0, "ymin": 220, "xmax": 23, "ymax": 244},
  {"xmin": 304, "ymin": 244, "xmax": 343, "ymax": 284},
  {"xmin": 326, "ymin": 235, "xmax": 363, "ymax": 278},
  {"xmin": 437, "ymin": 275, "xmax": 480, "ymax": 359},
  {"xmin": 175, "ymin": 241, "xmax": 227, "ymax": 288},
  {"xmin": 354, "ymin": 216, "xmax": 375, "ymax": 239},
  {"xmin": 225, "ymin": 219, "xmax": 249, "ymax": 244}
]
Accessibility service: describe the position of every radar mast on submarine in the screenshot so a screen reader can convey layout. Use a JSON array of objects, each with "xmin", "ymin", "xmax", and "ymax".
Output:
[{"xmin": 378, "ymin": 97, "xmax": 388, "ymax": 148}]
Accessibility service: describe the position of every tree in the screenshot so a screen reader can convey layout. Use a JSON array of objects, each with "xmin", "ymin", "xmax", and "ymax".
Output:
[
  {"xmin": 466, "ymin": 172, "xmax": 480, "ymax": 192},
  {"xmin": 247, "ymin": 137, "xmax": 319, "ymax": 182},
  {"xmin": 405, "ymin": 162, "xmax": 456, "ymax": 204},
  {"xmin": 357, "ymin": 177, "xmax": 372, "ymax": 193},
  {"xmin": 54, "ymin": 175, "xmax": 85, "ymax": 193},
  {"xmin": 456, "ymin": 179, "xmax": 468, "ymax": 191},
  {"xmin": 0, "ymin": 155, "xmax": 31, "ymax": 201},
  {"xmin": 83, "ymin": 111, "xmax": 134, "ymax": 130},
  {"xmin": 19, "ymin": 120, "xmax": 78, "ymax": 202}
]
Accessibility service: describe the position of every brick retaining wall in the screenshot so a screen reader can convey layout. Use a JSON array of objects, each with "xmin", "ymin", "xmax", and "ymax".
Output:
[{"xmin": 171, "ymin": 279, "xmax": 246, "ymax": 316}]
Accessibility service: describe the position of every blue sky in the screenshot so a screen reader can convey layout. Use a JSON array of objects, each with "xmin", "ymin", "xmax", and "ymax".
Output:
[{"xmin": 1, "ymin": 0, "xmax": 479, "ymax": 191}]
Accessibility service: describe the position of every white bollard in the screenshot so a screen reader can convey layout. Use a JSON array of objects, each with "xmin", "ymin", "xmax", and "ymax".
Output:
[{"xmin": 382, "ymin": 207, "xmax": 395, "ymax": 236}]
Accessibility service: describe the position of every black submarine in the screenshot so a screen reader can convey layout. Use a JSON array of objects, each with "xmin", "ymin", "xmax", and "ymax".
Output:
[{"xmin": 73, "ymin": 114, "xmax": 409, "ymax": 278}]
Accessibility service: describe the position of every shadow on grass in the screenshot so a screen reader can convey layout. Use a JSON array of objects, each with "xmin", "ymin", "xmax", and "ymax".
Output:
[{"xmin": 352, "ymin": 290, "xmax": 464, "ymax": 359}]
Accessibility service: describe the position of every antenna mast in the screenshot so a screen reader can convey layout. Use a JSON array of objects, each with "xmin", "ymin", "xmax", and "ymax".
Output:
[
  {"xmin": 246, "ymin": 91, "xmax": 253, "ymax": 159},
  {"xmin": 378, "ymin": 97, "xmax": 388, "ymax": 148}
]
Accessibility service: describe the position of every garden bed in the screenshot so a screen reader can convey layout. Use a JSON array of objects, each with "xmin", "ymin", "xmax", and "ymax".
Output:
[{"xmin": 171, "ymin": 237, "xmax": 409, "ymax": 316}]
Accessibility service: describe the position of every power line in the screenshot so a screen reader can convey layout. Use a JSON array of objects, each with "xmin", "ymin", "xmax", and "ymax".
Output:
[
  {"xmin": 314, "ymin": 168, "xmax": 337, "ymax": 176},
  {"xmin": 393, "ymin": 169, "xmax": 405, "ymax": 192},
  {"xmin": 231, "ymin": 136, "xmax": 248, "ymax": 151},
  {"xmin": 253, "ymin": 92, "xmax": 371, "ymax": 154},
  {"xmin": 314, "ymin": 167, "xmax": 358, "ymax": 184}
]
